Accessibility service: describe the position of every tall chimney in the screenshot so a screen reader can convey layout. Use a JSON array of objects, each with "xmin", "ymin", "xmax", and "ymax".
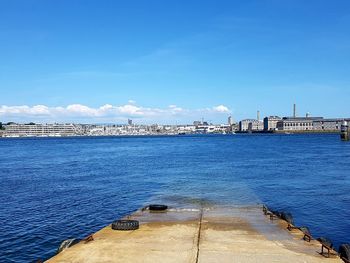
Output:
[
  {"xmin": 293, "ymin": 104, "xmax": 296, "ymax": 118},
  {"xmin": 257, "ymin": 110, "xmax": 260, "ymax": 121}
]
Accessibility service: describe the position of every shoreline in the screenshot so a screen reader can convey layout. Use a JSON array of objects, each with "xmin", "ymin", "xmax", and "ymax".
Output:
[{"xmin": 0, "ymin": 131, "xmax": 341, "ymax": 139}]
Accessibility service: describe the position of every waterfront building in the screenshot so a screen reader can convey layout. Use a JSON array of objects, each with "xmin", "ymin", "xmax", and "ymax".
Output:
[
  {"xmin": 4, "ymin": 123, "xmax": 80, "ymax": 137},
  {"xmin": 193, "ymin": 121, "xmax": 201, "ymax": 126},
  {"xmin": 239, "ymin": 119, "xmax": 263, "ymax": 132},
  {"xmin": 194, "ymin": 123, "xmax": 229, "ymax": 134},
  {"xmin": 178, "ymin": 125, "xmax": 196, "ymax": 133},
  {"xmin": 313, "ymin": 118, "xmax": 350, "ymax": 132},
  {"xmin": 227, "ymin": 116, "xmax": 237, "ymax": 132},
  {"xmin": 193, "ymin": 120, "xmax": 209, "ymax": 127},
  {"xmin": 231, "ymin": 123, "xmax": 239, "ymax": 132},
  {"xmin": 263, "ymin": 116, "xmax": 282, "ymax": 131},
  {"xmin": 195, "ymin": 124, "xmax": 213, "ymax": 133},
  {"xmin": 276, "ymin": 117, "xmax": 323, "ymax": 131}
]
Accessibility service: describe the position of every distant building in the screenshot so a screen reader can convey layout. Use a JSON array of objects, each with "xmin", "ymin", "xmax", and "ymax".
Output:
[
  {"xmin": 177, "ymin": 125, "xmax": 196, "ymax": 134},
  {"xmin": 193, "ymin": 121, "xmax": 201, "ymax": 126},
  {"xmin": 128, "ymin": 119, "xmax": 133, "ymax": 125},
  {"xmin": 195, "ymin": 124, "xmax": 229, "ymax": 134},
  {"xmin": 231, "ymin": 123, "xmax": 239, "ymax": 132},
  {"xmin": 195, "ymin": 125, "xmax": 213, "ymax": 133},
  {"xmin": 248, "ymin": 121, "xmax": 264, "ymax": 131},
  {"xmin": 263, "ymin": 116, "xmax": 282, "ymax": 131},
  {"xmin": 239, "ymin": 119, "xmax": 263, "ymax": 132},
  {"xmin": 227, "ymin": 116, "xmax": 236, "ymax": 132},
  {"xmin": 228, "ymin": 116, "xmax": 233, "ymax": 126},
  {"xmin": 276, "ymin": 117, "xmax": 323, "ymax": 131},
  {"xmin": 193, "ymin": 120, "xmax": 209, "ymax": 126},
  {"xmin": 4, "ymin": 123, "xmax": 79, "ymax": 137},
  {"xmin": 313, "ymin": 118, "xmax": 350, "ymax": 131}
]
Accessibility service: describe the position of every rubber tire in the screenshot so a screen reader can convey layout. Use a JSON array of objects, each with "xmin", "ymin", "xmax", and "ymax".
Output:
[
  {"xmin": 339, "ymin": 244, "xmax": 350, "ymax": 260},
  {"xmin": 317, "ymin": 237, "xmax": 333, "ymax": 248},
  {"xmin": 111, "ymin": 220, "xmax": 139, "ymax": 231},
  {"xmin": 299, "ymin": 226, "xmax": 311, "ymax": 236},
  {"xmin": 281, "ymin": 212, "xmax": 294, "ymax": 225},
  {"xmin": 149, "ymin": 204, "xmax": 168, "ymax": 211}
]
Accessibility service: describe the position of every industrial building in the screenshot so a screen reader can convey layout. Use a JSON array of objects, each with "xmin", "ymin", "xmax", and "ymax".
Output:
[
  {"xmin": 271, "ymin": 103, "xmax": 350, "ymax": 132},
  {"xmin": 238, "ymin": 110, "xmax": 264, "ymax": 132},
  {"xmin": 313, "ymin": 118, "xmax": 350, "ymax": 132},
  {"xmin": 276, "ymin": 117, "xmax": 322, "ymax": 131},
  {"xmin": 239, "ymin": 119, "xmax": 264, "ymax": 132},
  {"xmin": 263, "ymin": 116, "xmax": 282, "ymax": 131},
  {"xmin": 275, "ymin": 117, "xmax": 350, "ymax": 132}
]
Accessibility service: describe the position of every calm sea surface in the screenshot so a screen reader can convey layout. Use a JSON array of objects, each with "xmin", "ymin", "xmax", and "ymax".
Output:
[{"xmin": 0, "ymin": 134, "xmax": 349, "ymax": 262}]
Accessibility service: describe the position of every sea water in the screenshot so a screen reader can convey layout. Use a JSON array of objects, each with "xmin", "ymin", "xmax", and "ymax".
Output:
[{"xmin": 0, "ymin": 134, "xmax": 349, "ymax": 262}]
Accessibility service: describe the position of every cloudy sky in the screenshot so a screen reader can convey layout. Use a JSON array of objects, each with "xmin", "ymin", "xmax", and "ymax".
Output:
[
  {"xmin": 0, "ymin": 102, "xmax": 230, "ymax": 124},
  {"xmin": 1, "ymin": 0, "xmax": 350, "ymax": 124}
]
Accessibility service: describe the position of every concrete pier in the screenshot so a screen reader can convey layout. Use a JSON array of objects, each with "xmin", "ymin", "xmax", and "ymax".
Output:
[{"xmin": 47, "ymin": 206, "xmax": 342, "ymax": 263}]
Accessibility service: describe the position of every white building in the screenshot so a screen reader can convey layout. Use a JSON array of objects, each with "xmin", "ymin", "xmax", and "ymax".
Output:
[
  {"xmin": 239, "ymin": 119, "xmax": 263, "ymax": 132},
  {"xmin": 263, "ymin": 116, "xmax": 282, "ymax": 131},
  {"xmin": 4, "ymin": 123, "xmax": 80, "ymax": 137}
]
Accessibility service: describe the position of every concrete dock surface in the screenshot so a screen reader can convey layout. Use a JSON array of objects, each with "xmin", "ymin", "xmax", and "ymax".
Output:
[{"xmin": 47, "ymin": 206, "xmax": 343, "ymax": 263}]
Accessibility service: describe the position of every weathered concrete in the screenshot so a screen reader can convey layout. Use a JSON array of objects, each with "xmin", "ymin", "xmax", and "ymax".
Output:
[{"xmin": 47, "ymin": 206, "xmax": 342, "ymax": 263}]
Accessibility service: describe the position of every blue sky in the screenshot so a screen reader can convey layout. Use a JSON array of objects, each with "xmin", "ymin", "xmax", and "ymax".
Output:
[{"xmin": 1, "ymin": 0, "xmax": 350, "ymax": 124}]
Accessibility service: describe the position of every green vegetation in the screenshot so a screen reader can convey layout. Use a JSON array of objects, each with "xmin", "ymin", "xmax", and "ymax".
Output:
[{"xmin": 0, "ymin": 122, "xmax": 4, "ymax": 130}]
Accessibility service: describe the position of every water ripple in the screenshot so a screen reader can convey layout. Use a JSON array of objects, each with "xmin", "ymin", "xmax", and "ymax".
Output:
[{"xmin": 0, "ymin": 134, "xmax": 349, "ymax": 262}]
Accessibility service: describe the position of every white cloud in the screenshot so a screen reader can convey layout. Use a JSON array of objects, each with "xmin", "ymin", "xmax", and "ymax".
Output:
[
  {"xmin": 0, "ymin": 105, "xmax": 50, "ymax": 115},
  {"xmin": 168, "ymin": 105, "xmax": 183, "ymax": 113},
  {"xmin": 66, "ymin": 104, "xmax": 97, "ymax": 116},
  {"xmin": 116, "ymin": 104, "xmax": 144, "ymax": 116},
  {"xmin": 0, "ymin": 103, "xmax": 231, "ymax": 124},
  {"xmin": 212, "ymin": 105, "xmax": 230, "ymax": 113},
  {"xmin": 31, "ymin": 105, "xmax": 50, "ymax": 114},
  {"xmin": 100, "ymin": 104, "xmax": 113, "ymax": 111}
]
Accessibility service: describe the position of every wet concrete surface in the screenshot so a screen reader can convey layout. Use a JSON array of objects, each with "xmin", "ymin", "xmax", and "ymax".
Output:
[{"xmin": 46, "ymin": 205, "xmax": 342, "ymax": 263}]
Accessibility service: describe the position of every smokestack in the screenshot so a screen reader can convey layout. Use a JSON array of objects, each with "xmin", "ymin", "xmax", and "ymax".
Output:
[
  {"xmin": 257, "ymin": 110, "xmax": 260, "ymax": 121},
  {"xmin": 293, "ymin": 104, "xmax": 296, "ymax": 118}
]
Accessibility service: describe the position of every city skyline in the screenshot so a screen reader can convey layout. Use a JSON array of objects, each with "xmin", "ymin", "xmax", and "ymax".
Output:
[
  {"xmin": 0, "ymin": 101, "xmax": 348, "ymax": 125},
  {"xmin": 1, "ymin": 1, "xmax": 350, "ymax": 123}
]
